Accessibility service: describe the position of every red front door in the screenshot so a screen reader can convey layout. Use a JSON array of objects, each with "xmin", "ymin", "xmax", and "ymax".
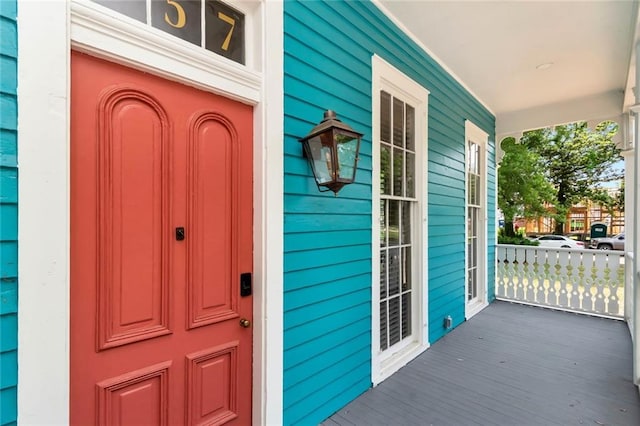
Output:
[{"xmin": 70, "ymin": 51, "xmax": 253, "ymax": 425}]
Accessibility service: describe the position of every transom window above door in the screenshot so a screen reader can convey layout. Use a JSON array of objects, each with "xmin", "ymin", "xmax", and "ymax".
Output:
[{"xmin": 93, "ymin": 0, "xmax": 245, "ymax": 64}]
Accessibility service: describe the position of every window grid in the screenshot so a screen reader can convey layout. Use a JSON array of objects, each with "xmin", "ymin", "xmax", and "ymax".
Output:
[
  {"xmin": 379, "ymin": 90, "xmax": 416, "ymax": 351},
  {"xmin": 467, "ymin": 140, "xmax": 481, "ymax": 302}
]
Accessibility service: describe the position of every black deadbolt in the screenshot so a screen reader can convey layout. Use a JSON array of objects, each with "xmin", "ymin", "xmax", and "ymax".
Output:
[{"xmin": 175, "ymin": 227, "xmax": 185, "ymax": 241}]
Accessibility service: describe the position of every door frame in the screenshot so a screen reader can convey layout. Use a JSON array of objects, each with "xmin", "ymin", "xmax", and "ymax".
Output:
[
  {"xmin": 464, "ymin": 120, "xmax": 489, "ymax": 319},
  {"xmin": 371, "ymin": 55, "xmax": 429, "ymax": 385},
  {"xmin": 17, "ymin": 1, "xmax": 283, "ymax": 424}
]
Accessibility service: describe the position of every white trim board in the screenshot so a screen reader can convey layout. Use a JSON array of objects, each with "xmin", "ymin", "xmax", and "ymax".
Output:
[
  {"xmin": 371, "ymin": 54, "xmax": 430, "ymax": 385},
  {"xmin": 17, "ymin": 1, "xmax": 283, "ymax": 424}
]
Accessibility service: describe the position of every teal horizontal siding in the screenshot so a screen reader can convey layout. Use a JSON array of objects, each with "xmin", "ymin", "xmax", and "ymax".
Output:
[
  {"xmin": 0, "ymin": 57, "xmax": 16, "ymax": 97},
  {"xmin": 0, "ymin": 387, "xmax": 16, "ymax": 426},
  {"xmin": 285, "ymin": 259, "xmax": 371, "ymax": 292},
  {"xmin": 284, "ymin": 314, "xmax": 370, "ymax": 370},
  {"xmin": 0, "ymin": 21, "xmax": 16, "ymax": 60},
  {"xmin": 0, "ymin": 314, "xmax": 17, "ymax": 352},
  {"xmin": 285, "ymin": 344, "xmax": 370, "ymax": 410},
  {"xmin": 0, "ymin": 96, "xmax": 17, "ymax": 131},
  {"xmin": 0, "ymin": 3, "xmax": 17, "ymax": 425},
  {"xmin": 284, "ymin": 0, "xmax": 495, "ymax": 423},
  {"xmin": 286, "ymin": 363, "xmax": 370, "ymax": 426},
  {"xmin": 0, "ymin": 205, "xmax": 16, "ymax": 241},
  {"xmin": 285, "ymin": 301, "xmax": 370, "ymax": 350},
  {"xmin": 285, "ymin": 229, "xmax": 371, "ymax": 252},
  {"xmin": 284, "ymin": 331, "xmax": 370, "ymax": 391},
  {"xmin": 285, "ymin": 286, "xmax": 370, "ymax": 329},
  {"xmin": 0, "ymin": 168, "xmax": 17, "ymax": 203},
  {"xmin": 0, "ymin": 242, "xmax": 16, "ymax": 279},
  {"xmin": 0, "ymin": 131, "xmax": 16, "ymax": 168}
]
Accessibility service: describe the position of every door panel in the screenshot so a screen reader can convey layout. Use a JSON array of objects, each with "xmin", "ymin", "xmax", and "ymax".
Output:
[
  {"xmin": 71, "ymin": 51, "xmax": 253, "ymax": 425},
  {"xmin": 187, "ymin": 114, "xmax": 237, "ymax": 328},
  {"xmin": 97, "ymin": 89, "xmax": 171, "ymax": 350}
]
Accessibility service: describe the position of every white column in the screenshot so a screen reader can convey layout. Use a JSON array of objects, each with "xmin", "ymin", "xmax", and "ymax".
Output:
[
  {"xmin": 253, "ymin": 0, "xmax": 284, "ymax": 424},
  {"xmin": 632, "ymin": 41, "xmax": 640, "ymax": 387},
  {"xmin": 623, "ymin": 149, "xmax": 634, "ymax": 324},
  {"xmin": 17, "ymin": 1, "xmax": 71, "ymax": 423}
]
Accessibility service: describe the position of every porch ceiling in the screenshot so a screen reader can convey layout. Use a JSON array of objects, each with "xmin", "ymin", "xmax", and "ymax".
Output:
[{"xmin": 379, "ymin": 0, "xmax": 640, "ymax": 136}]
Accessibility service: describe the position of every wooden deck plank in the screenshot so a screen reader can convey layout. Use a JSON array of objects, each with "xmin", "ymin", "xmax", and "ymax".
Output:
[{"xmin": 322, "ymin": 301, "xmax": 640, "ymax": 425}]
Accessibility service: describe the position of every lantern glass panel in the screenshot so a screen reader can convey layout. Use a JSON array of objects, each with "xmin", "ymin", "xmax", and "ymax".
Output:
[
  {"xmin": 305, "ymin": 135, "xmax": 335, "ymax": 184},
  {"xmin": 336, "ymin": 132, "xmax": 359, "ymax": 181}
]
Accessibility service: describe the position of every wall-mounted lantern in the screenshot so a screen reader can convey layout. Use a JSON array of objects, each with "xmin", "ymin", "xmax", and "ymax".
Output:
[{"xmin": 298, "ymin": 110, "xmax": 363, "ymax": 195}]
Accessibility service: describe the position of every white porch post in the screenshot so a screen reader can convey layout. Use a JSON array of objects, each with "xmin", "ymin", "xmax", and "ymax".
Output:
[
  {"xmin": 623, "ymin": 148, "xmax": 634, "ymax": 325},
  {"xmin": 632, "ymin": 41, "xmax": 640, "ymax": 388}
]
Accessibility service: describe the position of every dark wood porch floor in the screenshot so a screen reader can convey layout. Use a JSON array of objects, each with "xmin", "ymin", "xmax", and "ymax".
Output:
[{"xmin": 323, "ymin": 301, "xmax": 640, "ymax": 426}]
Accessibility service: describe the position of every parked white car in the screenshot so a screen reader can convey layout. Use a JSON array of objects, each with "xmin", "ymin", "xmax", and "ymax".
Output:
[{"xmin": 534, "ymin": 235, "xmax": 585, "ymax": 249}]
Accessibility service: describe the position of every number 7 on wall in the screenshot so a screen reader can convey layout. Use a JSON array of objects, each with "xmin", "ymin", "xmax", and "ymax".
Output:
[{"xmin": 217, "ymin": 12, "xmax": 235, "ymax": 51}]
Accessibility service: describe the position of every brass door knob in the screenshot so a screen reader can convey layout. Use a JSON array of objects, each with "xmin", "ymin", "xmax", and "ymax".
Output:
[{"xmin": 239, "ymin": 318, "xmax": 251, "ymax": 328}]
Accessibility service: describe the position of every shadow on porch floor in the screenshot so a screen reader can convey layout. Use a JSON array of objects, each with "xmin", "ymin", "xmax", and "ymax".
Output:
[{"xmin": 323, "ymin": 301, "xmax": 640, "ymax": 426}]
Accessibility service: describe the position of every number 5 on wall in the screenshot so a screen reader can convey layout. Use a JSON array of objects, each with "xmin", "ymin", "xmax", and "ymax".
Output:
[{"xmin": 165, "ymin": 0, "xmax": 187, "ymax": 29}]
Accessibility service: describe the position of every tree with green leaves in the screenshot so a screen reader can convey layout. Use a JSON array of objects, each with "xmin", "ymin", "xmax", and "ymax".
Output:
[
  {"xmin": 616, "ymin": 180, "xmax": 625, "ymax": 212},
  {"xmin": 498, "ymin": 137, "xmax": 556, "ymax": 237},
  {"xmin": 522, "ymin": 121, "xmax": 622, "ymax": 234}
]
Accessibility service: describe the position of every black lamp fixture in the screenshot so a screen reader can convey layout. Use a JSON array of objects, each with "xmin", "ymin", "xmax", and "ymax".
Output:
[{"xmin": 299, "ymin": 110, "xmax": 363, "ymax": 195}]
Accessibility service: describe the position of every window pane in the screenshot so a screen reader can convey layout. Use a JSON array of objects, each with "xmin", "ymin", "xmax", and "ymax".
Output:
[
  {"xmin": 389, "ymin": 297, "xmax": 401, "ymax": 346},
  {"xmin": 380, "ymin": 200, "xmax": 387, "ymax": 247},
  {"xmin": 388, "ymin": 201, "xmax": 400, "ymax": 246},
  {"xmin": 380, "ymin": 250, "xmax": 388, "ymax": 299},
  {"xmin": 472, "ymin": 236, "xmax": 476, "ymax": 264},
  {"xmin": 402, "ymin": 247, "xmax": 411, "ymax": 291},
  {"xmin": 205, "ymin": 0, "xmax": 246, "ymax": 64},
  {"xmin": 406, "ymin": 152, "xmax": 415, "ymax": 198},
  {"xmin": 151, "ymin": 0, "xmax": 201, "ymax": 46},
  {"xmin": 380, "ymin": 144, "xmax": 391, "ymax": 195},
  {"xmin": 470, "ymin": 207, "xmax": 478, "ymax": 237},
  {"xmin": 468, "ymin": 174, "xmax": 478, "ymax": 205},
  {"xmin": 402, "ymin": 293, "xmax": 411, "ymax": 339},
  {"xmin": 380, "ymin": 301, "xmax": 388, "ymax": 351},
  {"xmin": 401, "ymin": 201, "xmax": 411, "ymax": 244},
  {"xmin": 94, "ymin": 0, "xmax": 146, "ymax": 22},
  {"xmin": 468, "ymin": 267, "xmax": 477, "ymax": 300},
  {"xmin": 380, "ymin": 91, "xmax": 391, "ymax": 143},
  {"xmin": 388, "ymin": 248, "xmax": 400, "ymax": 296},
  {"xmin": 393, "ymin": 148, "xmax": 404, "ymax": 196},
  {"xmin": 468, "ymin": 141, "xmax": 478, "ymax": 173},
  {"xmin": 406, "ymin": 105, "xmax": 415, "ymax": 151},
  {"xmin": 393, "ymin": 98, "xmax": 404, "ymax": 147}
]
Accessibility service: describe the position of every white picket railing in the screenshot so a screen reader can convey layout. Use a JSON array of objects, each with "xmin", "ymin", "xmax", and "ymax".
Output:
[{"xmin": 496, "ymin": 244, "xmax": 626, "ymax": 319}]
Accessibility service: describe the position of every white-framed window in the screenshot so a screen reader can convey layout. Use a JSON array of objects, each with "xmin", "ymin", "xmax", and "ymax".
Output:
[
  {"xmin": 372, "ymin": 55, "xmax": 429, "ymax": 385},
  {"xmin": 465, "ymin": 120, "xmax": 488, "ymax": 319}
]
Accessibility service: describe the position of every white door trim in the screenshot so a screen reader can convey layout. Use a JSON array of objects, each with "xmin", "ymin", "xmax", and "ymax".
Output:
[
  {"xmin": 465, "ymin": 120, "xmax": 489, "ymax": 319},
  {"xmin": 371, "ymin": 55, "xmax": 429, "ymax": 385},
  {"xmin": 17, "ymin": 1, "xmax": 283, "ymax": 424}
]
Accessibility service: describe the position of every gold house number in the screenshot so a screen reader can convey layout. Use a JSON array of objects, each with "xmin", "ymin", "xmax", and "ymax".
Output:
[
  {"xmin": 164, "ymin": 0, "xmax": 186, "ymax": 28},
  {"xmin": 96, "ymin": 0, "xmax": 245, "ymax": 64},
  {"xmin": 217, "ymin": 12, "xmax": 235, "ymax": 51},
  {"xmin": 163, "ymin": 0, "xmax": 237, "ymax": 52}
]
